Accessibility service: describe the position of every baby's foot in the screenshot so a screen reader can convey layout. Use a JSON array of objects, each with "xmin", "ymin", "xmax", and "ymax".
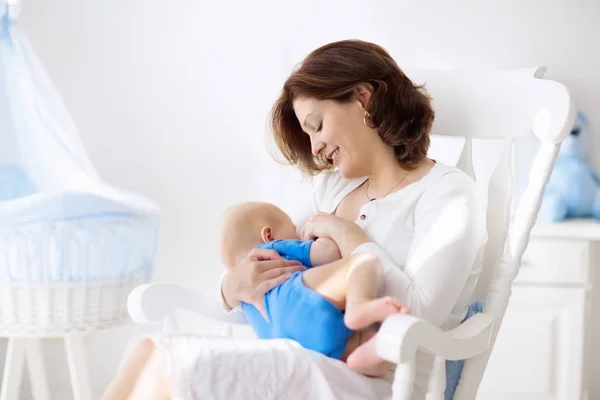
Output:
[
  {"xmin": 346, "ymin": 331, "xmax": 392, "ymax": 377},
  {"xmin": 344, "ymin": 296, "xmax": 410, "ymax": 331}
]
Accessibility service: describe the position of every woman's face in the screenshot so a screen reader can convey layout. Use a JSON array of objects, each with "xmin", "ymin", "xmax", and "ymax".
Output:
[{"xmin": 293, "ymin": 94, "xmax": 375, "ymax": 179}]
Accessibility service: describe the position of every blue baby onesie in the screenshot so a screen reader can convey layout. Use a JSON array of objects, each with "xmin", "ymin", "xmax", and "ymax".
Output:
[{"xmin": 241, "ymin": 239, "xmax": 354, "ymax": 359}]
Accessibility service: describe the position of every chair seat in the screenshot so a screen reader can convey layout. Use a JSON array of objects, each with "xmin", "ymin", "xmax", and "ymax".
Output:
[{"xmin": 146, "ymin": 333, "xmax": 392, "ymax": 400}]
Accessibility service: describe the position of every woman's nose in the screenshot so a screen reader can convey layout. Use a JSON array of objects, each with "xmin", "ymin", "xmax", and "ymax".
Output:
[{"xmin": 311, "ymin": 140, "xmax": 325, "ymax": 157}]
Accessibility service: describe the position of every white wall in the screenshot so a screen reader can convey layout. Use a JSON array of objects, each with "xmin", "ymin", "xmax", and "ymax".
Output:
[{"xmin": 3, "ymin": 0, "xmax": 598, "ymax": 397}]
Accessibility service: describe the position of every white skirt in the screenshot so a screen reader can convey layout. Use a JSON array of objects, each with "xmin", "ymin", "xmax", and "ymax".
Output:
[{"xmin": 138, "ymin": 333, "xmax": 393, "ymax": 400}]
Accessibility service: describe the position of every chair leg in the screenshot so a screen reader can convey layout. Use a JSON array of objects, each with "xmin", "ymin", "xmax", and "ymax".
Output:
[
  {"xmin": 1, "ymin": 338, "xmax": 26, "ymax": 400},
  {"xmin": 25, "ymin": 339, "xmax": 51, "ymax": 400},
  {"xmin": 64, "ymin": 334, "xmax": 93, "ymax": 400},
  {"xmin": 426, "ymin": 356, "xmax": 446, "ymax": 400},
  {"xmin": 392, "ymin": 362, "xmax": 416, "ymax": 400}
]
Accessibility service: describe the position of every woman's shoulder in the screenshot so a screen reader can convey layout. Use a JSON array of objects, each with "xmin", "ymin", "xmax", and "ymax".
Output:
[
  {"xmin": 417, "ymin": 161, "xmax": 485, "ymax": 218},
  {"xmin": 418, "ymin": 161, "xmax": 488, "ymax": 243},
  {"xmin": 425, "ymin": 161, "xmax": 477, "ymax": 192}
]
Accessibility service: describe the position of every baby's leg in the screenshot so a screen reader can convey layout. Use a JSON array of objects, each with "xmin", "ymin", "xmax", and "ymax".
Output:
[
  {"xmin": 301, "ymin": 253, "xmax": 382, "ymax": 310},
  {"xmin": 342, "ymin": 255, "xmax": 410, "ymax": 330},
  {"xmin": 302, "ymin": 253, "xmax": 409, "ymax": 377},
  {"xmin": 342, "ymin": 330, "xmax": 392, "ymax": 377},
  {"xmin": 302, "ymin": 253, "xmax": 409, "ymax": 327}
]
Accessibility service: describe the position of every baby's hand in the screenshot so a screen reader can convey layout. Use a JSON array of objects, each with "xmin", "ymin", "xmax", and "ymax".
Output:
[{"xmin": 310, "ymin": 237, "xmax": 342, "ymax": 267}]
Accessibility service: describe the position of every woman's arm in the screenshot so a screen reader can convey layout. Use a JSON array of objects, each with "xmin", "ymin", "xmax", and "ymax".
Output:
[
  {"xmin": 220, "ymin": 249, "xmax": 304, "ymax": 315},
  {"xmin": 329, "ymin": 223, "xmax": 371, "ymax": 258},
  {"xmin": 310, "ymin": 238, "xmax": 342, "ymax": 267},
  {"xmin": 299, "ymin": 214, "xmax": 370, "ymax": 258},
  {"xmin": 352, "ymin": 173, "xmax": 487, "ymax": 327},
  {"xmin": 218, "ymin": 270, "xmax": 239, "ymax": 312},
  {"xmin": 218, "ymin": 184, "xmax": 320, "ymax": 312}
]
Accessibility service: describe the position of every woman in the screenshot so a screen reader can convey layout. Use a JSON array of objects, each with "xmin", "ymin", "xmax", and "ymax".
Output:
[{"xmin": 103, "ymin": 39, "xmax": 486, "ymax": 400}]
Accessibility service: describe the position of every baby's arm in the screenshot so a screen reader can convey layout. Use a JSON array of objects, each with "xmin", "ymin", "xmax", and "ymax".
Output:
[{"xmin": 309, "ymin": 238, "xmax": 342, "ymax": 267}]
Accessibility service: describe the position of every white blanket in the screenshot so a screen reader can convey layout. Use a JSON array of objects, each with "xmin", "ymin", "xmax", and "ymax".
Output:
[{"xmin": 146, "ymin": 333, "xmax": 393, "ymax": 400}]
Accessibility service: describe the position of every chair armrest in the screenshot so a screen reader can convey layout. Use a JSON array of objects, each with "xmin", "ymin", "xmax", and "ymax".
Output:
[
  {"xmin": 127, "ymin": 283, "xmax": 248, "ymax": 326},
  {"xmin": 375, "ymin": 313, "xmax": 496, "ymax": 364}
]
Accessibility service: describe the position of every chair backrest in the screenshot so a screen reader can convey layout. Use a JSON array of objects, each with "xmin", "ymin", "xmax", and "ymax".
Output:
[{"xmin": 405, "ymin": 66, "xmax": 575, "ymax": 398}]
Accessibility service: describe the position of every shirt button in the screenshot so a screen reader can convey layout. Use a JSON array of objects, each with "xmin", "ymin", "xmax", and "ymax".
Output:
[{"xmin": 360, "ymin": 214, "xmax": 366, "ymax": 220}]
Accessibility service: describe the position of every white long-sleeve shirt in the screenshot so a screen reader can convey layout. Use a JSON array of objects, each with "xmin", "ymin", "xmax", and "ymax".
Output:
[
  {"xmin": 217, "ymin": 161, "xmax": 487, "ymax": 396},
  {"xmin": 220, "ymin": 160, "xmax": 487, "ymax": 331}
]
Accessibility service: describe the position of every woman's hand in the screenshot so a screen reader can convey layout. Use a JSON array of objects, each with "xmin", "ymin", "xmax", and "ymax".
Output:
[
  {"xmin": 299, "ymin": 212, "xmax": 349, "ymax": 241},
  {"xmin": 221, "ymin": 248, "xmax": 305, "ymax": 318},
  {"xmin": 299, "ymin": 212, "xmax": 371, "ymax": 257}
]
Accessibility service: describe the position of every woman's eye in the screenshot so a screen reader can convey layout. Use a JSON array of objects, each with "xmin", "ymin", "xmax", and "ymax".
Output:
[{"xmin": 316, "ymin": 122, "xmax": 323, "ymax": 132}]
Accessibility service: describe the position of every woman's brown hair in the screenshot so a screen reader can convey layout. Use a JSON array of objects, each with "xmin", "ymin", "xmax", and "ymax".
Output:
[{"xmin": 269, "ymin": 39, "xmax": 434, "ymax": 176}]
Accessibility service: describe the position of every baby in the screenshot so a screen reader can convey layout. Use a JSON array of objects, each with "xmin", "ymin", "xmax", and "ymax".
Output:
[{"xmin": 217, "ymin": 201, "xmax": 410, "ymax": 377}]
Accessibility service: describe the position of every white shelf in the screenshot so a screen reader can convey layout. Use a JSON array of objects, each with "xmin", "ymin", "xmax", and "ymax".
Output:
[{"xmin": 531, "ymin": 218, "xmax": 600, "ymax": 240}]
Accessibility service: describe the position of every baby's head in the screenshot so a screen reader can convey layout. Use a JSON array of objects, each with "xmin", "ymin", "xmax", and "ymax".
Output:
[{"xmin": 217, "ymin": 201, "xmax": 298, "ymax": 268}]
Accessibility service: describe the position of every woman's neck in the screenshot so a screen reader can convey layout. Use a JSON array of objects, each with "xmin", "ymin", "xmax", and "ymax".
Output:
[
  {"xmin": 366, "ymin": 169, "xmax": 407, "ymax": 197},
  {"xmin": 365, "ymin": 149, "xmax": 409, "ymax": 196},
  {"xmin": 365, "ymin": 150, "xmax": 434, "ymax": 197}
]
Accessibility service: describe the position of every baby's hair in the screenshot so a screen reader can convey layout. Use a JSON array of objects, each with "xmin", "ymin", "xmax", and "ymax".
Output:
[{"xmin": 216, "ymin": 202, "xmax": 287, "ymax": 268}]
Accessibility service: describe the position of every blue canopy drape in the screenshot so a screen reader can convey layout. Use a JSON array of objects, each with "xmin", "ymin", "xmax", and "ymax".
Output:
[{"xmin": 0, "ymin": 1, "xmax": 160, "ymax": 283}]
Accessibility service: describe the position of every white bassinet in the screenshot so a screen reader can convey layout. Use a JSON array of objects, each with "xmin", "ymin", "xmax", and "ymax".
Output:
[{"xmin": 0, "ymin": 2, "xmax": 159, "ymax": 399}]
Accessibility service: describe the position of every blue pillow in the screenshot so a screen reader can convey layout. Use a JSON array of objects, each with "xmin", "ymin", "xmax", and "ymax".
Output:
[{"xmin": 444, "ymin": 300, "xmax": 484, "ymax": 399}]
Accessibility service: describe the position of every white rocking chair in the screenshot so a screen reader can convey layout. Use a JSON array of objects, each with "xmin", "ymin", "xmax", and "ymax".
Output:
[{"xmin": 126, "ymin": 66, "xmax": 575, "ymax": 399}]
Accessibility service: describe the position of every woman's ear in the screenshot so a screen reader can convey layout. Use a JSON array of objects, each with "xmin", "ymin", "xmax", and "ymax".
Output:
[
  {"xmin": 355, "ymin": 83, "xmax": 373, "ymax": 111},
  {"xmin": 260, "ymin": 226, "xmax": 273, "ymax": 243}
]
